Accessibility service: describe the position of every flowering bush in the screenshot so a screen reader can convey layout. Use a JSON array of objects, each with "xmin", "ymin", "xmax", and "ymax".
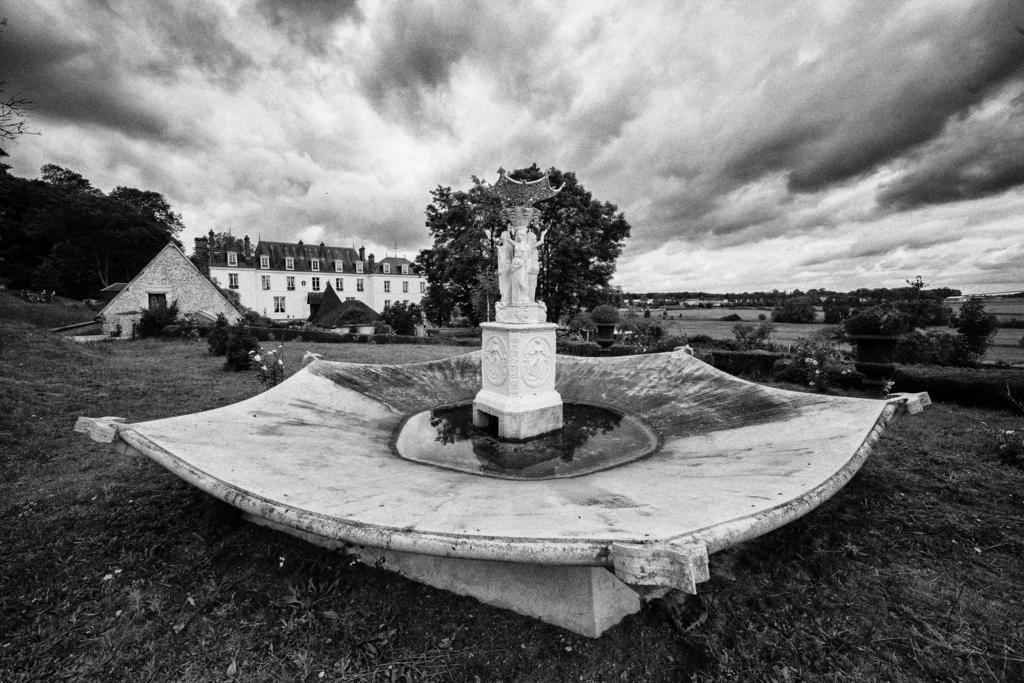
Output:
[
  {"xmin": 772, "ymin": 327, "xmax": 857, "ymax": 392},
  {"xmin": 250, "ymin": 344, "xmax": 285, "ymax": 389}
]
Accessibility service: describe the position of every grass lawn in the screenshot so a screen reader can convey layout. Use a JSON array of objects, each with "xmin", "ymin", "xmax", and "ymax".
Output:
[{"xmin": 2, "ymin": 295, "xmax": 1024, "ymax": 681}]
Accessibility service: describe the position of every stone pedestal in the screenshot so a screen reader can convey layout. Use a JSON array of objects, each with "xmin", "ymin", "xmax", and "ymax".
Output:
[{"xmin": 473, "ymin": 316, "xmax": 563, "ymax": 440}]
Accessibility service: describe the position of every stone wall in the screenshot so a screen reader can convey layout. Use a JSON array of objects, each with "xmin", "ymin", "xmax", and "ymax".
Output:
[{"xmin": 100, "ymin": 245, "xmax": 241, "ymax": 336}]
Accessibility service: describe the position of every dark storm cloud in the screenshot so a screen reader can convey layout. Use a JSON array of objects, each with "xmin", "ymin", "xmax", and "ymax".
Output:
[
  {"xmin": 140, "ymin": 5, "xmax": 254, "ymax": 85},
  {"xmin": 251, "ymin": 0, "xmax": 361, "ymax": 54},
  {"xmin": 878, "ymin": 97, "xmax": 1024, "ymax": 210},
  {"xmin": 722, "ymin": 3, "xmax": 1024, "ymax": 195},
  {"xmin": 0, "ymin": 19, "xmax": 171, "ymax": 140},
  {"xmin": 0, "ymin": 3, "xmax": 251, "ymax": 141},
  {"xmin": 355, "ymin": 2, "xmax": 559, "ymax": 131}
]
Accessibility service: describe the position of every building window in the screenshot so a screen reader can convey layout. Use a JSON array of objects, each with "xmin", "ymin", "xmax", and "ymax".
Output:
[
  {"xmin": 383, "ymin": 263, "xmax": 391, "ymax": 274},
  {"xmin": 261, "ymin": 275, "xmax": 271, "ymax": 290},
  {"xmin": 260, "ymin": 255, "xmax": 270, "ymax": 269},
  {"xmin": 356, "ymin": 278, "xmax": 364, "ymax": 292},
  {"xmin": 356, "ymin": 262, "xmax": 364, "ymax": 273},
  {"xmin": 227, "ymin": 251, "xmax": 237, "ymax": 267},
  {"xmin": 384, "ymin": 280, "xmax": 391, "ymax": 293},
  {"xmin": 335, "ymin": 278, "xmax": 344, "ymax": 291},
  {"xmin": 228, "ymin": 273, "xmax": 239, "ymax": 289},
  {"xmin": 311, "ymin": 258, "xmax": 320, "ymax": 272},
  {"xmin": 346, "ymin": 297, "xmax": 355, "ymax": 301},
  {"xmin": 334, "ymin": 260, "xmax": 343, "ymax": 272},
  {"xmin": 401, "ymin": 264, "xmax": 409, "ymax": 275},
  {"xmin": 285, "ymin": 257, "xmax": 295, "ymax": 271},
  {"xmin": 311, "ymin": 277, "xmax": 321, "ymax": 291},
  {"xmin": 384, "ymin": 300, "xmax": 391, "ymax": 308},
  {"xmin": 148, "ymin": 293, "xmax": 167, "ymax": 310},
  {"xmin": 286, "ymin": 276, "xmax": 295, "ymax": 291},
  {"xmin": 420, "ymin": 282, "xmax": 426, "ymax": 293},
  {"xmin": 274, "ymin": 296, "xmax": 285, "ymax": 313},
  {"xmin": 402, "ymin": 281, "xmax": 409, "ymax": 293}
]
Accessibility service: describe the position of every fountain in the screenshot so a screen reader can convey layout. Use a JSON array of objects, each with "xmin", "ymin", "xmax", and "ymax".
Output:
[
  {"xmin": 75, "ymin": 169, "xmax": 931, "ymax": 637},
  {"xmin": 472, "ymin": 169, "xmax": 563, "ymax": 439}
]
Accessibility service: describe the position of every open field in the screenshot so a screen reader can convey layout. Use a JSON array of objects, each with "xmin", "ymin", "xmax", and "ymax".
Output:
[
  {"xmin": 656, "ymin": 312, "xmax": 1024, "ymax": 365},
  {"xmin": 3, "ymin": 296, "xmax": 1024, "ymax": 680}
]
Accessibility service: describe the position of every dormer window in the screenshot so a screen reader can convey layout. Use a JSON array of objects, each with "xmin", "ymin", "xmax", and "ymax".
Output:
[
  {"xmin": 285, "ymin": 257, "xmax": 295, "ymax": 271},
  {"xmin": 401, "ymin": 264, "xmax": 409, "ymax": 275},
  {"xmin": 334, "ymin": 260, "xmax": 343, "ymax": 272},
  {"xmin": 356, "ymin": 262, "xmax": 364, "ymax": 274},
  {"xmin": 311, "ymin": 258, "xmax": 320, "ymax": 272},
  {"xmin": 383, "ymin": 263, "xmax": 391, "ymax": 274},
  {"xmin": 227, "ymin": 251, "xmax": 238, "ymax": 267},
  {"xmin": 260, "ymin": 255, "xmax": 269, "ymax": 269}
]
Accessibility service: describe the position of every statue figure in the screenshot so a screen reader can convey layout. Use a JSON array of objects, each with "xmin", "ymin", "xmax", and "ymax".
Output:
[
  {"xmin": 496, "ymin": 227, "xmax": 515, "ymax": 304},
  {"xmin": 491, "ymin": 169, "xmax": 562, "ymax": 311},
  {"xmin": 524, "ymin": 227, "xmax": 547, "ymax": 302}
]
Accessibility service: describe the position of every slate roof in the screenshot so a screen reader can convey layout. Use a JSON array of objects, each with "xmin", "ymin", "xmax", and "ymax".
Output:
[
  {"xmin": 310, "ymin": 284, "xmax": 379, "ymax": 328},
  {"xmin": 209, "ymin": 239, "xmax": 420, "ymax": 275}
]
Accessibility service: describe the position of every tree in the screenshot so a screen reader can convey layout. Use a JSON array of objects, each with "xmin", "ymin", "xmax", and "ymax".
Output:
[
  {"xmin": 771, "ymin": 297, "xmax": 816, "ymax": 323},
  {"xmin": 416, "ymin": 165, "xmax": 631, "ymax": 325},
  {"xmin": 1, "ymin": 18, "xmax": 31, "ymax": 168},
  {"xmin": 0, "ymin": 164, "xmax": 184, "ymax": 298},
  {"xmin": 956, "ymin": 298, "xmax": 999, "ymax": 360},
  {"xmin": 380, "ymin": 301, "xmax": 423, "ymax": 336}
]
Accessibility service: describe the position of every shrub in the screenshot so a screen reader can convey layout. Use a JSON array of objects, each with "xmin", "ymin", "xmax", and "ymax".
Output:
[
  {"xmin": 224, "ymin": 323, "xmax": 259, "ymax": 371},
  {"xmin": 843, "ymin": 303, "xmax": 911, "ymax": 336},
  {"xmin": 373, "ymin": 321, "xmax": 395, "ymax": 335},
  {"xmin": 590, "ymin": 304, "xmax": 620, "ymax": 324},
  {"xmin": 758, "ymin": 313, "xmax": 768, "ymax": 321},
  {"xmin": 732, "ymin": 322, "xmax": 774, "ymax": 350},
  {"xmin": 822, "ymin": 301, "xmax": 850, "ymax": 324},
  {"xmin": 207, "ymin": 314, "xmax": 230, "ymax": 355},
  {"xmin": 136, "ymin": 301, "xmax": 180, "ymax": 338},
  {"xmin": 895, "ymin": 329, "xmax": 970, "ymax": 366},
  {"xmin": 771, "ymin": 327, "xmax": 856, "ymax": 392},
  {"xmin": 955, "ymin": 298, "xmax": 999, "ymax": 359},
  {"xmin": 892, "ymin": 364, "xmax": 1024, "ymax": 413},
  {"xmin": 380, "ymin": 301, "xmax": 422, "ymax": 336},
  {"xmin": 568, "ymin": 312, "xmax": 595, "ymax": 332},
  {"xmin": 720, "ymin": 313, "xmax": 743, "ymax": 322},
  {"xmin": 708, "ymin": 350, "xmax": 787, "ymax": 378},
  {"xmin": 251, "ymin": 343, "xmax": 285, "ymax": 389},
  {"xmin": 771, "ymin": 297, "xmax": 816, "ymax": 323}
]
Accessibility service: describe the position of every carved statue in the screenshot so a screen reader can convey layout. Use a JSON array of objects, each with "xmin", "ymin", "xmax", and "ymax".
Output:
[{"xmin": 491, "ymin": 169, "xmax": 562, "ymax": 314}]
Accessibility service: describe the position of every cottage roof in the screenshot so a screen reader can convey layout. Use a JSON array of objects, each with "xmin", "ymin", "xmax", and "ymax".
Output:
[{"xmin": 311, "ymin": 284, "xmax": 378, "ymax": 327}]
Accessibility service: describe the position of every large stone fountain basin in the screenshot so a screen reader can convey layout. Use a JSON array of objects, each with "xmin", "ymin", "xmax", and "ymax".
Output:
[{"xmin": 83, "ymin": 350, "xmax": 910, "ymax": 566}]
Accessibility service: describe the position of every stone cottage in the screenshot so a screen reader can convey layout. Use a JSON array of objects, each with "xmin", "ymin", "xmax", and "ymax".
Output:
[{"xmin": 97, "ymin": 243, "xmax": 241, "ymax": 336}]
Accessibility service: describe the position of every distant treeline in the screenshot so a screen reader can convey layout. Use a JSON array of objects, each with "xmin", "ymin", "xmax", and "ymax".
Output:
[{"xmin": 624, "ymin": 286, "xmax": 965, "ymax": 307}]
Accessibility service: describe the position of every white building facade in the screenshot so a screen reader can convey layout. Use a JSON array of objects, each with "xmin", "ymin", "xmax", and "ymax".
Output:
[{"xmin": 202, "ymin": 237, "xmax": 425, "ymax": 320}]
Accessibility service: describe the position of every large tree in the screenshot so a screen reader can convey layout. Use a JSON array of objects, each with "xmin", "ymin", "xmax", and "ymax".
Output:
[
  {"xmin": 0, "ymin": 164, "xmax": 183, "ymax": 298},
  {"xmin": 417, "ymin": 165, "xmax": 630, "ymax": 325}
]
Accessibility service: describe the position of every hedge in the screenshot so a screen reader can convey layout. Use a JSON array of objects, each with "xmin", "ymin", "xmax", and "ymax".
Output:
[
  {"xmin": 706, "ymin": 350, "xmax": 788, "ymax": 378},
  {"xmin": 893, "ymin": 364, "xmax": 1024, "ymax": 413},
  {"xmin": 242, "ymin": 327, "xmax": 479, "ymax": 346}
]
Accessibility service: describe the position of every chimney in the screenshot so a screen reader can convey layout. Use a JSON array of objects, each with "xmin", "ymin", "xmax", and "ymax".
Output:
[
  {"xmin": 243, "ymin": 235, "xmax": 251, "ymax": 258},
  {"xmin": 358, "ymin": 245, "xmax": 365, "ymax": 261},
  {"xmin": 368, "ymin": 253, "xmax": 375, "ymax": 271}
]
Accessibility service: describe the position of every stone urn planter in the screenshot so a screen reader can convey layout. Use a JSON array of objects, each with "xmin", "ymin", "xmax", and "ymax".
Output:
[
  {"xmin": 590, "ymin": 305, "xmax": 620, "ymax": 349},
  {"xmin": 595, "ymin": 323, "xmax": 617, "ymax": 348},
  {"xmin": 848, "ymin": 334, "xmax": 900, "ymax": 391},
  {"xmin": 843, "ymin": 304, "xmax": 911, "ymax": 394}
]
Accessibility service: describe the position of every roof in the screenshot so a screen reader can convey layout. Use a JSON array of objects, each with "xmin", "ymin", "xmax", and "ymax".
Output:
[
  {"xmin": 209, "ymin": 239, "xmax": 420, "ymax": 275},
  {"xmin": 100, "ymin": 282, "xmax": 128, "ymax": 292},
  {"xmin": 98, "ymin": 243, "xmax": 241, "ymax": 320},
  {"xmin": 310, "ymin": 284, "xmax": 378, "ymax": 327}
]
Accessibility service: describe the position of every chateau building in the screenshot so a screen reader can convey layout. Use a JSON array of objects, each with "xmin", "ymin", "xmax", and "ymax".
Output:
[{"xmin": 197, "ymin": 233, "xmax": 425, "ymax": 320}]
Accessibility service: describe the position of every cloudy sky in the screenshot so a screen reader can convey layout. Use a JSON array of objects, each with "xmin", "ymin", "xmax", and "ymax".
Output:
[{"xmin": 2, "ymin": 0, "xmax": 1023, "ymax": 294}]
